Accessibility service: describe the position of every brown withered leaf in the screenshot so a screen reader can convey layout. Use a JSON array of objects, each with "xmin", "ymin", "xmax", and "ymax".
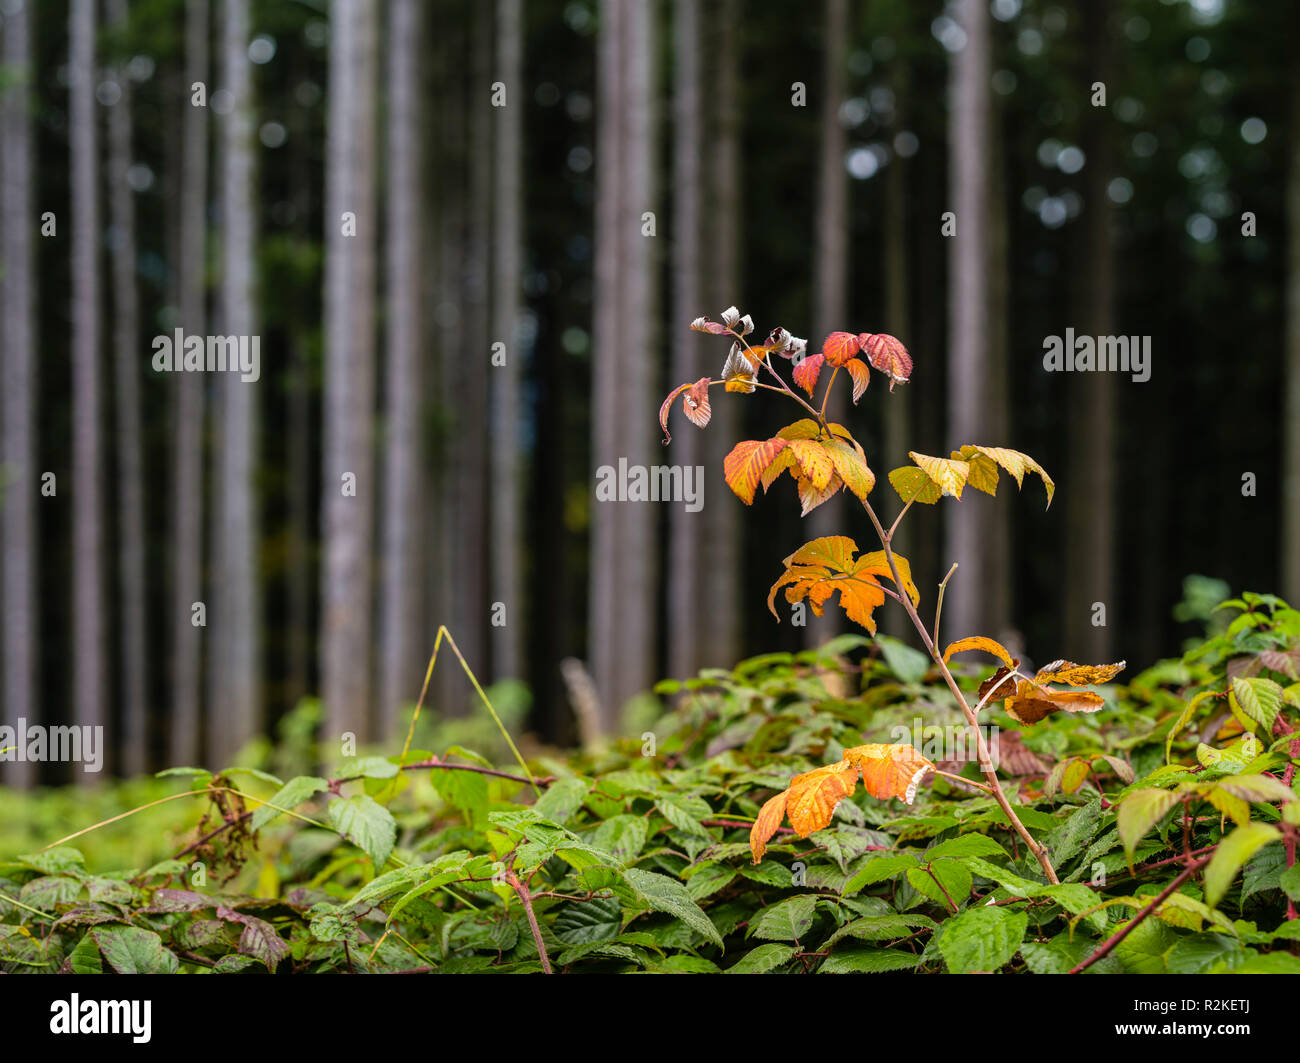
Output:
[
  {"xmin": 1003, "ymin": 680, "xmax": 1106, "ymax": 725},
  {"xmin": 1032, "ymin": 660, "xmax": 1126, "ymax": 686},
  {"xmin": 977, "ymin": 665, "xmax": 1021, "ymax": 705}
]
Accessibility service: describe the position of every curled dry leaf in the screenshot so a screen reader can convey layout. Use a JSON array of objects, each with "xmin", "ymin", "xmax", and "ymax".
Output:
[
  {"xmin": 749, "ymin": 743, "xmax": 935, "ymax": 863},
  {"xmin": 658, "ymin": 377, "xmax": 714, "ymax": 444},
  {"xmin": 689, "ymin": 315, "xmax": 731, "ymax": 335},
  {"xmin": 721, "ymin": 342, "xmax": 757, "ymax": 393}
]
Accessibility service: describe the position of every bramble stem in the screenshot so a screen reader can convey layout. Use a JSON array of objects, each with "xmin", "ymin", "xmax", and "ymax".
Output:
[
  {"xmin": 933, "ymin": 563, "xmax": 958, "ymax": 648},
  {"xmin": 861, "ymin": 499, "xmax": 1059, "ymax": 885}
]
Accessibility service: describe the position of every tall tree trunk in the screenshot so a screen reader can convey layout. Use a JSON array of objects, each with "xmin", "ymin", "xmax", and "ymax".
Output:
[
  {"xmin": 1283, "ymin": 4, "xmax": 1300, "ymax": 603},
  {"xmin": 1066, "ymin": 0, "xmax": 1115, "ymax": 659},
  {"xmin": 70, "ymin": 0, "xmax": 107, "ymax": 777},
  {"xmin": 378, "ymin": 0, "xmax": 422, "ymax": 738},
  {"xmin": 107, "ymin": 0, "xmax": 148, "ymax": 776},
  {"xmin": 668, "ymin": 0, "xmax": 705, "ymax": 679},
  {"xmin": 432, "ymin": 11, "xmax": 470, "ymax": 717},
  {"xmin": 699, "ymin": 0, "xmax": 741, "ymax": 670},
  {"xmin": 590, "ymin": 0, "xmax": 658, "ymax": 727},
  {"xmin": 943, "ymin": 0, "xmax": 993, "ymax": 643},
  {"xmin": 881, "ymin": 43, "xmax": 912, "ymax": 641},
  {"xmin": 208, "ymin": 0, "xmax": 258, "ymax": 765},
  {"xmin": 805, "ymin": 0, "xmax": 850, "ymax": 647},
  {"xmin": 986, "ymin": 101, "xmax": 1012, "ymax": 646},
  {"xmin": 1, "ymin": 0, "xmax": 37, "ymax": 787},
  {"xmin": 170, "ymin": 0, "xmax": 209, "ymax": 767},
  {"xmin": 322, "ymin": 0, "xmax": 379, "ymax": 743},
  {"xmin": 490, "ymin": 0, "xmax": 524, "ymax": 681}
]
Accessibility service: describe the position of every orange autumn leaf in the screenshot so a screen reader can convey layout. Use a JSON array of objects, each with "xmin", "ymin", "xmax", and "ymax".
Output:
[
  {"xmin": 749, "ymin": 789, "xmax": 789, "ymax": 863},
  {"xmin": 785, "ymin": 759, "xmax": 860, "ymax": 837},
  {"xmin": 682, "ymin": 377, "xmax": 712, "ymax": 429},
  {"xmin": 1033, "ymin": 659, "xmax": 1127, "ymax": 686},
  {"xmin": 822, "ymin": 331, "xmax": 860, "ymax": 368},
  {"xmin": 767, "ymin": 536, "xmax": 918, "ymax": 632},
  {"xmin": 792, "ymin": 352, "xmax": 825, "ymax": 396},
  {"xmin": 843, "ymin": 357, "xmax": 870, "ymax": 403},
  {"xmin": 942, "ymin": 635, "xmax": 1018, "ymax": 671},
  {"xmin": 723, "ymin": 438, "xmax": 787, "ymax": 504},
  {"xmin": 845, "ymin": 743, "xmax": 936, "ymax": 804},
  {"xmin": 748, "ymin": 744, "xmax": 935, "ymax": 863}
]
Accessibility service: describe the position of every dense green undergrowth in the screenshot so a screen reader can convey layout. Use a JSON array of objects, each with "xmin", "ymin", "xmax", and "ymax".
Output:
[{"xmin": 4, "ymin": 595, "xmax": 1300, "ymax": 974}]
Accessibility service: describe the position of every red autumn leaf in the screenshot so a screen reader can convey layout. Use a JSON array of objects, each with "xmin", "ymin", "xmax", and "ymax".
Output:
[
  {"xmin": 822, "ymin": 331, "xmax": 859, "ymax": 368},
  {"xmin": 858, "ymin": 332, "xmax": 913, "ymax": 389},
  {"xmin": 792, "ymin": 353, "xmax": 824, "ymax": 396}
]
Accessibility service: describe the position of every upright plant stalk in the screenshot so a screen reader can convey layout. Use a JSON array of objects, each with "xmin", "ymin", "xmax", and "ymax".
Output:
[{"xmin": 861, "ymin": 500, "xmax": 1059, "ymax": 884}]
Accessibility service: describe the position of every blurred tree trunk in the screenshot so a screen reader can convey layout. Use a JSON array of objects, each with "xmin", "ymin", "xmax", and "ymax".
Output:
[
  {"xmin": 699, "ymin": 0, "xmax": 741, "ymax": 670},
  {"xmin": 208, "ymin": 0, "xmax": 259, "ymax": 765},
  {"xmin": 170, "ymin": 0, "xmax": 209, "ymax": 766},
  {"xmin": 667, "ymin": 0, "xmax": 705, "ymax": 679},
  {"xmin": 378, "ymin": 0, "xmax": 422, "ymax": 738},
  {"xmin": 432, "ymin": 11, "xmax": 470, "ymax": 718},
  {"xmin": 590, "ymin": 0, "xmax": 657, "ymax": 727},
  {"xmin": 1, "ymin": 0, "xmax": 37, "ymax": 787},
  {"xmin": 1066, "ymin": 0, "xmax": 1115, "ymax": 660},
  {"xmin": 490, "ymin": 0, "xmax": 524, "ymax": 681},
  {"xmin": 880, "ymin": 42, "xmax": 911, "ymax": 641},
  {"xmin": 943, "ymin": 0, "xmax": 993, "ymax": 644},
  {"xmin": 108, "ymin": 0, "xmax": 149, "ymax": 775},
  {"xmin": 1283, "ymin": 2, "xmax": 1300, "ymax": 603},
  {"xmin": 322, "ymin": 0, "xmax": 379, "ymax": 742},
  {"xmin": 986, "ymin": 98, "xmax": 1012, "ymax": 646},
  {"xmin": 805, "ymin": 0, "xmax": 849, "ymax": 648},
  {"xmin": 70, "ymin": 0, "xmax": 107, "ymax": 775}
]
